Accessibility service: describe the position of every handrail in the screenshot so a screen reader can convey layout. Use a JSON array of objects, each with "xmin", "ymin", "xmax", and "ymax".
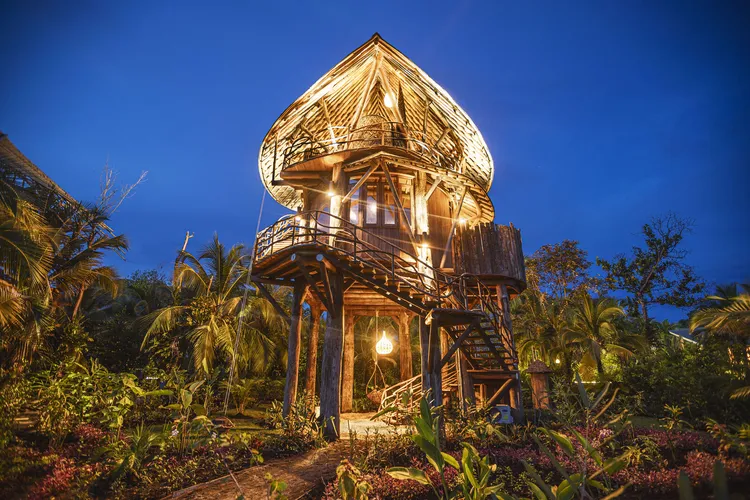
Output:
[
  {"xmin": 253, "ymin": 211, "xmax": 517, "ymax": 360},
  {"xmin": 280, "ymin": 121, "xmax": 462, "ymax": 173}
]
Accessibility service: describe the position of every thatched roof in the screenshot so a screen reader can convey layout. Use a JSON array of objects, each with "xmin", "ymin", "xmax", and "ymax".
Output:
[
  {"xmin": 259, "ymin": 33, "xmax": 495, "ymax": 212},
  {"xmin": 0, "ymin": 132, "xmax": 77, "ymax": 204},
  {"xmin": 526, "ymin": 360, "xmax": 552, "ymax": 373}
]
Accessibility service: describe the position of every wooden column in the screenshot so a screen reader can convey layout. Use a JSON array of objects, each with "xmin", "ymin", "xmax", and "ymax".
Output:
[
  {"xmin": 304, "ymin": 301, "xmax": 323, "ymax": 409},
  {"xmin": 456, "ymin": 352, "xmax": 474, "ymax": 412},
  {"xmin": 319, "ymin": 270, "xmax": 345, "ymax": 440},
  {"xmin": 283, "ymin": 282, "xmax": 308, "ymax": 418},
  {"xmin": 341, "ymin": 312, "xmax": 357, "ymax": 413},
  {"xmin": 398, "ymin": 312, "xmax": 413, "ymax": 381},
  {"xmin": 419, "ymin": 317, "xmax": 443, "ymax": 408},
  {"xmin": 499, "ymin": 284, "xmax": 524, "ymax": 423}
]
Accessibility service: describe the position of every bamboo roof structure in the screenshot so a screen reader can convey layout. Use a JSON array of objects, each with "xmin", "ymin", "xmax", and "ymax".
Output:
[
  {"xmin": 259, "ymin": 34, "xmax": 495, "ymax": 219},
  {"xmin": 0, "ymin": 132, "xmax": 77, "ymax": 204}
]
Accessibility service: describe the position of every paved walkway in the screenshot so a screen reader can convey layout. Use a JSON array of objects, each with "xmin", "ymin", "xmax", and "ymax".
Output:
[
  {"xmin": 167, "ymin": 441, "xmax": 349, "ymax": 500},
  {"xmin": 166, "ymin": 414, "xmax": 408, "ymax": 500}
]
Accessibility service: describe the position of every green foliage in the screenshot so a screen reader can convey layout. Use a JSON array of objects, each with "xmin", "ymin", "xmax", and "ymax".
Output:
[
  {"xmin": 0, "ymin": 376, "xmax": 30, "ymax": 448},
  {"xmin": 336, "ymin": 459, "xmax": 371, "ymax": 500},
  {"xmin": 619, "ymin": 338, "xmax": 750, "ymax": 424},
  {"xmin": 33, "ymin": 359, "xmax": 170, "ymax": 446},
  {"xmin": 106, "ymin": 423, "xmax": 166, "ymax": 480},
  {"xmin": 386, "ymin": 397, "xmax": 505, "ymax": 499},
  {"xmin": 264, "ymin": 394, "xmax": 327, "ymax": 452},
  {"xmin": 265, "ymin": 472, "xmax": 288, "ymax": 499}
]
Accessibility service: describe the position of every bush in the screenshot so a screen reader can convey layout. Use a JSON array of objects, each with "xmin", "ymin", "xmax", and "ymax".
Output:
[{"xmin": 619, "ymin": 338, "xmax": 750, "ymax": 424}]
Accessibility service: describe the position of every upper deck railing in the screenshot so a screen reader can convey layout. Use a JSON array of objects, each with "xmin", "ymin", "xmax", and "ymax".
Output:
[
  {"xmin": 253, "ymin": 211, "xmax": 516, "ymax": 357},
  {"xmin": 279, "ymin": 120, "xmax": 462, "ymax": 173}
]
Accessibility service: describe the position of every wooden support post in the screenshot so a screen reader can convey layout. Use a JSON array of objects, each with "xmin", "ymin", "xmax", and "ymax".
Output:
[
  {"xmin": 398, "ymin": 312, "xmax": 413, "ymax": 381},
  {"xmin": 319, "ymin": 270, "xmax": 345, "ymax": 440},
  {"xmin": 341, "ymin": 312, "xmax": 357, "ymax": 413},
  {"xmin": 457, "ymin": 352, "xmax": 474, "ymax": 413},
  {"xmin": 304, "ymin": 301, "xmax": 323, "ymax": 409},
  {"xmin": 283, "ymin": 282, "xmax": 308, "ymax": 418},
  {"xmin": 420, "ymin": 317, "xmax": 443, "ymax": 408}
]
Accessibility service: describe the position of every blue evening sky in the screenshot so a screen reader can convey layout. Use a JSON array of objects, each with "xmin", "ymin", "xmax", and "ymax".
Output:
[{"xmin": 2, "ymin": 1, "xmax": 748, "ymax": 321}]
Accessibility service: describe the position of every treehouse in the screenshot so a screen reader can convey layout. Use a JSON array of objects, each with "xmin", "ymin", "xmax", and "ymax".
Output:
[{"xmin": 251, "ymin": 34, "xmax": 526, "ymax": 439}]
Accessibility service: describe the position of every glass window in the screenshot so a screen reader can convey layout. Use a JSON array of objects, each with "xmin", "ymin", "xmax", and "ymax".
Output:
[
  {"xmin": 401, "ymin": 183, "xmax": 412, "ymax": 227},
  {"xmin": 383, "ymin": 189, "xmax": 396, "ymax": 225},
  {"xmin": 365, "ymin": 184, "xmax": 378, "ymax": 224},
  {"xmin": 348, "ymin": 180, "xmax": 360, "ymax": 225}
]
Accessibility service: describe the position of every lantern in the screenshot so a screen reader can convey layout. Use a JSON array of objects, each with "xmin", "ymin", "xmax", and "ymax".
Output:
[{"xmin": 375, "ymin": 331, "xmax": 393, "ymax": 355}]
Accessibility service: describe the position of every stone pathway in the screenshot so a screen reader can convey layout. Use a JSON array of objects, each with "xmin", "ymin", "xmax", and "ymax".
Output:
[
  {"xmin": 166, "ymin": 441, "xmax": 349, "ymax": 500},
  {"xmin": 166, "ymin": 414, "xmax": 407, "ymax": 500}
]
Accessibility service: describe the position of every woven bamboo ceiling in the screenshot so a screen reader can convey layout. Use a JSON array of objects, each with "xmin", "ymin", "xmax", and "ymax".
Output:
[{"xmin": 258, "ymin": 34, "xmax": 495, "ymax": 211}]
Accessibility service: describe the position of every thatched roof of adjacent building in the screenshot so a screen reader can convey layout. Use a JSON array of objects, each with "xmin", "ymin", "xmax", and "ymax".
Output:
[
  {"xmin": 0, "ymin": 132, "xmax": 77, "ymax": 204},
  {"xmin": 259, "ymin": 33, "xmax": 495, "ymax": 212}
]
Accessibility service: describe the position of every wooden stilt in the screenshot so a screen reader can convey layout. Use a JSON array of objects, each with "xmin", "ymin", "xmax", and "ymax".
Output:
[
  {"xmin": 319, "ymin": 270, "xmax": 345, "ymax": 440},
  {"xmin": 420, "ymin": 317, "xmax": 443, "ymax": 408},
  {"xmin": 304, "ymin": 301, "xmax": 322, "ymax": 409},
  {"xmin": 457, "ymin": 352, "xmax": 474, "ymax": 413},
  {"xmin": 398, "ymin": 312, "xmax": 413, "ymax": 381},
  {"xmin": 341, "ymin": 312, "xmax": 356, "ymax": 412},
  {"xmin": 282, "ymin": 282, "xmax": 308, "ymax": 418}
]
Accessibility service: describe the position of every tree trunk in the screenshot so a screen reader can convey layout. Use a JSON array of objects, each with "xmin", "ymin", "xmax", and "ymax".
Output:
[{"xmin": 282, "ymin": 283, "xmax": 307, "ymax": 418}]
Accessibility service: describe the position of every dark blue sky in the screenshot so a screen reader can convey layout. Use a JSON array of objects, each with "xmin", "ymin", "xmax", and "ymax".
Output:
[{"xmin": 2, "ymin": 1, "xmax": 748, "ymax": 320}]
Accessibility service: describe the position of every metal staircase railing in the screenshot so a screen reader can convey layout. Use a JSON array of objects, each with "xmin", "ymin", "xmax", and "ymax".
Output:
[{"xmin": 253, "ymin": 211, "xmax": 518, "ymax": 367}]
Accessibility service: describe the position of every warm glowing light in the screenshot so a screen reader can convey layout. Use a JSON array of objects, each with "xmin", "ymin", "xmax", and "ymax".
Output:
[
  {"xmin": 376, "ymin": 331, "xmax": 393, "ymax": 355},
  {"xmin": 327, "ymin": 191, "xmax": 335, "ymax": 198},
  {"xmin": 295, "ymin": 216, "xmax": 303, "ymax": 222},
  {"xmin": 421, "ymin": 243, "xmax": 429, "ymax": 251},
  {"xmin": 383, "ymin": 93, "xmax": 394, "ymax": 108},
  {"xmin": 555, "ymin": 358, "xmax": 561, "ymax": 364},
  {"xmin": 459, "ymin": 218, "xmax": 467, "ymax": 225}
]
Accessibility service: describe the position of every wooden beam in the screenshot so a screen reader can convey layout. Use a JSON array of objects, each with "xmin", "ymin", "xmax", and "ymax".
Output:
[
  {"xmin": 421, "ymin": 99, "xmax": 431, "ymax": 141},
  {"xmin": 318, "ymin": 260, "xmax": 335, "ymax": 313},
  {"xmin": 434, "ymin": 127, "xmax": 449, "ymax": 148},
  {"xmin": 485, "ymin": 378, "xmax": 513, "ymax": 408},
  {"xmin": 294, "ymin": 258, "xmax": 331, "ymax": 312},
  {"xmin": 425, "ymin": 176, "xmax": 442, "ymax": 201},
  {"xmin": 382, "ymin": 161, "xmax": 419, "ymax": 255},
  {"xmin": 440, "ymin": 320, "xmax": 477, "ymax": 368},
  {"xmin": 350, "ymin": 54, "xmax": 380, "ymax": 131},
  {"xmin": 253, "ymin": 281, "xmax": 291, "ymax": 324},
  {"xmin": 341, "ymin": 162, "xmax": 378, "ymax": 205},
  {"xmin": 321, "ymin": 98, "xmax": 337, "ymax": 147},
  {"xmin": 439, "ymin": 187, "xmax": 467, "ymax": 268}
]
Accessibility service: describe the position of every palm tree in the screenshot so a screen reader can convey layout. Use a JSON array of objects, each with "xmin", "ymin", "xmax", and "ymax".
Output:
[
  {"xmin": 691, "ymin": 284, "xmax": 750, "ymax": 399},
  {"xmin": 566, "ymin": 295, "xmax": 642, "ymax": 375},
  {"xmin": 0, "ymin": 189, "xmax": 54, "ymax": 366},
  {"xmin": 140, "ymin": 234, "xmax": 283, "ymax": 376},
  {"xmin": 690, "ymin": 284, "xmax": 750, "ymax": 338},
  {"xmin": 513, "ymin": 291, "xmax": 574, "ymax": 373}
]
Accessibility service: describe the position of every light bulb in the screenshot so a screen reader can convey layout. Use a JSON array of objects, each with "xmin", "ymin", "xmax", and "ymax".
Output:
[
  {"xmin": 555, "ymin": 358, "xmax": 561, "ymax": 364},
  {"xmin": 376, "ymin": 331, "xmax": 393, "ymax": 355},
  {"xmin": 383, "ymin": 93, "xmax": 394, "ymax": 108},
  {"xmin": 459, "ymin": 218, "xmax": 467, "ymax": 225}
]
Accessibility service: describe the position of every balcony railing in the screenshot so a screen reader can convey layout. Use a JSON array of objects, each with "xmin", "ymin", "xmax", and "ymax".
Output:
[
  {"xmin": 279, "ymin": 121, "xmax": 461, "ymax": 172},
  {"xmin": 253, "ymin": 211, "xmax": 517, "ymax": 358}
]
